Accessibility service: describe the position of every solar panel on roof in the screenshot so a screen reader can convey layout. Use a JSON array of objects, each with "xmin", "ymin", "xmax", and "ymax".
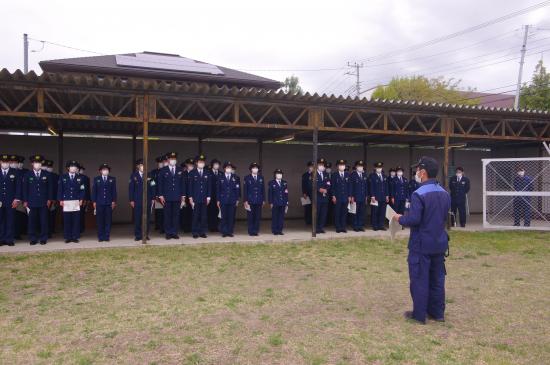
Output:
[{"xmin": 115, "ymin": 53, "xmax": 224, "ymax": 75}]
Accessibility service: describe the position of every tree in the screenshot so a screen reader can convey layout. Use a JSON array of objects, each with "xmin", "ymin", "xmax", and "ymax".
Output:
[
  {"xmin": 371, "ymin": 76, "xmax": 480, "ymax": 105},
  {"xmin": 282, "ymin": 75, "xmax": 303, "ymax": 95},
  {"xmin": 520, "ymin": 60, "xmax": 550, "ymax": 110}
]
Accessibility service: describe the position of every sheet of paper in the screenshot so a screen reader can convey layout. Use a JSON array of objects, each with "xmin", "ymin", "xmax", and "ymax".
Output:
[
  {"xmin": 385, "ymin": 204, "xmax": 401, "ymax": 240},
  {"xmin": 300, "ymin": 196, "xmax": 311, "ymax": 206},
  {"xmin": 154, "ymin": 200, "xmax": 163, "ymax": 209},
  {"xmin": 217, "ymin": 209, "xmax": 222, "ymax": 219},
  {"xmin": 63, "ymin": 200, "xmax": 80, "ymax": 212},
  {"xmin": 285, "ymin": 205, "xmax": 288, "ymax": 214},
  {"xmin": 348, "ymin": 202, "xmax": 357, "ymax": 214},
  {"xmin": 26, "ymin": 207, "xmax": 30, "ymax": 214},
  {"xmin": 244, "ymin": 203, "xmax": 251, "ymax": 212},
  {"xmin": 405, "ymin": 201, "xmax": 411, "ymax": 209},
  {"xmin": 370, "ymin": 200, "xmax": 378, "ymax": 206}
]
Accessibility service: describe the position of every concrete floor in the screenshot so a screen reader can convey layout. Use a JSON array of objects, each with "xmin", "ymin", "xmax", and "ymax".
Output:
[{"xmin": 0, "ymin": 215, "xmax": 491, "ymax": 254}]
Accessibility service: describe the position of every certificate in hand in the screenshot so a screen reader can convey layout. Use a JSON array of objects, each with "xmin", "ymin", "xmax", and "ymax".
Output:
[{"xmin": 63, "ymin": 200, "xmax": 80, "ymax": 212}]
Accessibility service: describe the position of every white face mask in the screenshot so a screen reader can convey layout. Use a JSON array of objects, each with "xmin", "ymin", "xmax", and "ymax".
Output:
[
  {"xmin": 275, "ymin": 173, "xmax": 283, "ymax": 180},
  {"xmin": 168, "ymin": 159, "xmax": 177, "ymax": 167},
  {"xmin": 456, "ymin": 172, "xmax": 463, "ymax": 178},
  {"xmin": 356, "ymin": 166, "xmax": 364, "ymax": 173},
  {"xmin": 518, "ymin": 171, "xmax": 525, "ymax": 177},
  {"xmin": 80, "ymin": 169, "xmax": 85, "ymax": 174},
  {"xmin": 225, "ymin": 168, "xmax": 232, "ymax": 174},
  {"xmin": 390, "ymin": 172, "xmax": 396, "ymax": 177},
  {"xmin": 158, "ymin": 162, "xmax": 164, "ymax": 169},
  {"xmin": 162, "ymin": 161, "xmax": 169, "ymax": 167},
  {"xmin": 138, "ymin": 165, "xmax": 144, "ymax": 173},
  {"xmin": 376, "ymin": 168, "xmax": 382, "ymax": 174},
  {"xmin": 197, "ymin": 162, "xmax": 205, "ymax": 169},
  {"xmin": 18, "ymin": 163, "xmax": 23, "ymax": 169},
  {"xmin": 415, "ymin": 170, "xmax": 422, "ymax": 183},
  {"xmin": 47, "ymin": 167, "xmax": 53, "ymax": 173},
  {"xmin": 9, "ymin": 162, "xmax": 17, "ymax": 169},
  {"xmin": 1, "ymin": 162, "xmax": 9, "ymax": 169},
  {"xmin": 101, "ymin": 169, "xmax": 109, "ymax": 176},
  {"xmin": 212, "ymin": 163, "xmax": 220, "ymax": 170},
  {"xmin": 187, "ymin": 165, "xmax": 194, "ymax": 171},
  {"xmin": 397, "ymin": 171, "xmax": 403, "ymax": 177},
  {"xmin": 69, "ymin": 166, "xmax": 78, "ymax": 174},
  {"xmin": 251, "ymin": 167, "xmax": 259, "ymax": 174},
  {"xmin": 338, "ymin": 165, "xmax": 345, "ymax": 172},
  {"xmin": 318, "ymin": 165, "xmax": 325, "ymax": 172},
  {"xmin": 33, "ymin": 163, "xmax": 42, "ymax": 170},
  {"xmin": 41, "ymin": 165, "xmax": 47, "ymax": 171}
]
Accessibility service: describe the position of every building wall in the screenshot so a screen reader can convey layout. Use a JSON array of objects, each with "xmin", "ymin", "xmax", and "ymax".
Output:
[{"xmin": 3, "ymin": 134, "xmax": 539, "ymax": 223}]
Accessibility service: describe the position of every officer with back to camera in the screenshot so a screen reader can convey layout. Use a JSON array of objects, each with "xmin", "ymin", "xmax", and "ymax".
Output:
[
  {"xmin": 58, "ymin": 160, "xmax": 85, "ymax": 243},
  {"xmin": 449, "ymin": 166, "xmax": 470, "ymax": 227},
  {"xmin": 393, "ymin": 156, "xmax": 451, "ymax": 324},
  {"xmin": 0, "ymin": 154, "xmax": 21, "ymax": 246}
]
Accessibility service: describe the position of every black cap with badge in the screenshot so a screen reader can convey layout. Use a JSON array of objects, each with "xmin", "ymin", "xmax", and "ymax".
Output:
[{"xmin": 412, "ymin": 156, "xmax": 439, "ymax": 178}]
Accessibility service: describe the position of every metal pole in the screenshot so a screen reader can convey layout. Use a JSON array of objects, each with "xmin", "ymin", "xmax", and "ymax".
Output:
[
  {"xmin": 132, "ymin": 131, "xmax": 137, "ymax": 169},
  {"xmin": 58, "ymin": 130, "xmax": 63, "ymax": 175},
  {"xmin": 362, "ymin": 140, "xmax": 368, "ymax": 163},
  {"xmin": 198, "ymin": 136, "xmax": 203, "ymax": 155},
  {"xmin": 408, "ymin": 144, "xmax": 414, "ymax": 178},
  {"xmin": 258, "ymin": 139, "xmax": 263, "ymax": 167},
  {"xmin": 514, "ymin": 25, "xmax": 530, "ymax": 110},
  {"xmin": 311, "ymin": 127, "xmax": 318, "ymax": 238},
  {"xmin": 23, "ymin": 33, "xmax": 28, "ymax": 74},
  {"xmin": 141, "ymin": 95, "xmax": 150, "ymax": 244}
]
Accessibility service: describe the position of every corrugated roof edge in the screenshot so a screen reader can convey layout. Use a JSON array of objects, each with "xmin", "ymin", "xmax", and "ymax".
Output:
[{"xmin": 1, "ymin": 68, "xmax": 550, "ymax": 117}]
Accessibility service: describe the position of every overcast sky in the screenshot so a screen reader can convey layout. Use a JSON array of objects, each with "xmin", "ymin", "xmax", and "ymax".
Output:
[{"xmin": 1, "ymin": 0, "xmax": 549, "ymax": 98}]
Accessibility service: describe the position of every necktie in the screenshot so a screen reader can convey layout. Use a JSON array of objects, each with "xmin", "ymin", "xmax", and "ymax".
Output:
[
  {"xmin": 340, "ymin": 173, "xmax": 343, "ymax": 178},
  {"xmin": 103, "ymin": 176, "xmax": 106, "ymax": 182},
  {"xmin": 3, "ymin": 170, "xmax": 6, "ymax": 177},
  {"xmin": 199, "ymin": 169, "xmax": 202, "ymax": 177},
  {"xmin": 70, "ymin": 174, "xmax": 74, "ymax": 181},
  {"xmin": 320, "ymin": 172, "xmax": 323, "ymax": 180},
  {"xmin": 171, "ymin": 167, "xmax": 175, "ymax": 175},
  {"xmin": 36, "ymin": 172, "xmax": 40, "ymax": 178},
  {"xmin": 277, "ymin": 180, "xmax": 281, "ymax": 186},
  {"xmin": 254, "ymin": 175, "xmax": 257, "ymax": 181},
  {"xmin": 226, "ymin": 174, "xmax": 230, "ymax": 180}
]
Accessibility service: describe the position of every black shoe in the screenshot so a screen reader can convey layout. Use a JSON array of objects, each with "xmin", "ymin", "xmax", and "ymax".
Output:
[
  {"xmin": 65, "ymin": 239, "xmax": 71, "ymax": 244},
  {"xmin": 73, "ymin": 239, "xmax": 79, "ymax": 243},
  {"xmin": 135, "ymin": 237, "xmax": 141, "ymax": 241},
  {"xmin": 228, "ymin": 234, "xmax": 234, "ymax": 237},
  {"xmin": 200, "ymin": 234, "xmax": 207, "ymax": 238},
  {"xmin": 30, "ymin": 241, "xmax": 37, "ymax": 245},
  {"xmin": 105, "ymin": 239, "xmax": 110, "ymax": 242},
  {"xmin": 379, "ymin": 227, "xmax": 387, "ymax": 231},
  {"xmin": 460, "ymin": 225, "xmax": 465, "ymax": 228},
  {"xmin": 165, "ymin": 235, "xmax": 171, "ymax": 240},
  {"xmin": 279, "ymin": 232, "xmax": 284, "ymax": 235},
  {"xmin": 193, "ymin": 234, "xmax": 199, "ymax": 239},
  {"xmin": 0, "ymin": 241, "xmax": 5, "ymax": 246},
  {"xmin": 404, "ymin": 311, "xmax": 426, "ymax": 325},
  {"xmin": 172, "ymin": 235, "xmax": 180, "ymax": 239},
  {"xmin": 146, "ymin": 236, "xmax": 150, "ymax": 240},
  {"xmin": 427, "ymin": 314, "xmax": 445, "ymax": 322},
  {"xmin": 7, "ymin": 242, "xmax": 14, "ymax": 246},
  {"xmin": 40, "ymin": 241, "xmax": 47, "ymax": 245},
  {"xmin": 222, "ymin": 234, "xmax": 228, "ymax": 237},
  {"xmin": 341, "ymin": 230, "xmax": 347, "ymax": 233}
]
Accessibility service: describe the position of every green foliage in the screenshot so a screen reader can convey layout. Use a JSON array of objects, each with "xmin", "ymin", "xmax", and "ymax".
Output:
[
  {"xmin": 371, "ymin": 76, "xmax": 480, "ymax": 105},
  {"xmin": 282, "ymin": 75, "xmax": 303, "ymax": 95},
  {"xmin": 520, "ymin": 60, "xmax": 550, "ymax": 110}
]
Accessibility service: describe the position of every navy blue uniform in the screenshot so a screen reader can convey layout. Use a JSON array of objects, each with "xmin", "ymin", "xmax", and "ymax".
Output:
[
  {"xmin": 315, "ymin": 171, "xmax": 331, "ymax": 233},
  {"xmin": 188, "ymin": 168, "xmax": 212, "ymax": 236},
  {"xmin": 208, "ymin": 169, "xmax": 222, "ymax": 231},
  {"xmin": 350, "ymin": 170, "xmax": 369, "ymax": 230},
  {"xmin": 150, "ymin": 168, "xmax": 164, "ymax": 233},
  {"xmin": 268, "ymin": 179, "xmax": 288, "ymax": 234},
  {"xmin": 368, "ymin": 172, "xmax": 388, "ymax": 230},
  {"xmin": 449, "ymin": 175, "xmax": 470, "ymax": 227},
  {"xmin": 91, "ymin": 175, "xmax": 117, "ymax": 241},
  {"xmin": 48, "ymin": 171, "xmax": 59, "ymax": 237},
  {"xmin": 392, "ymin": 176, "xmax": 410, "ymax": 215},
  {"xmin": 244, "ymin": 174, "xmax": 265, "ymax": 235},
  {"xmin": 387, "ymin": 175, "xmax": 396, "ymax": 209},
  {"xmin": 79, "ymin": 174, "xmax": 90, "ymax": 233},
  {"xmin": 331, "ymin": 171, "xmax": 351, "ymax": 232},
  {"xmin": 22, "ymin": 170, "xmax": 53, "ymax": 243},
  {"xmin": 15, "ymin": 167, "xmax": 29, "ymax": 239},
  {"xmin": 513, "ymin": 174, "xmax": 533, "ymax": 226},
  {"xmin": 301, "ymin": 171, "xmax": 312, "ymax": 225},
  {"xmin": 181, "ymin": 170, "xmax": 194, "ymax": 233},
  {"xmin": 157, "ymin": 165, "xmax": 186, "ymax": 237},
  {"xmin": 129, "ymin": 171, "xmax": 156, "ymax": 240},
  {"xmin": 0, "ymin": 168, "xmax": 21, "ymax": 244},
  {"xmin": 399, "ymin": 180, "xmax": 451, "ymax": 323},
  {"xmin": 408, "ymin": 179, "xmax": 420, "ymax": 195},
  {"xmin": 57, "ymin": 173, "xmax": 85, "ymax": 241},
  {"xmin": 217, "ymin": 173, "xmax": 240, "ymax": 236}
]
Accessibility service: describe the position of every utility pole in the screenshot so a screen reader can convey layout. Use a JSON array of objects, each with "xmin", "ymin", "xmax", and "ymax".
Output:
[
  {"xmin": 23, "ymin": 33, "xmax": 29, "ymax": 73},
  {"xmin": 346, "ymin": 62, "xmax": 364, "ymax": 98},
  {"xmin": 514, "ymin": 25, "xmax": 530, "ymax": 110}
]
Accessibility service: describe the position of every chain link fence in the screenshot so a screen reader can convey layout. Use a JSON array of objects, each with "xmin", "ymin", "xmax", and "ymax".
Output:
[{"xmin": 482, "ymin": 157, "xmax": 550, "ymax": 230}]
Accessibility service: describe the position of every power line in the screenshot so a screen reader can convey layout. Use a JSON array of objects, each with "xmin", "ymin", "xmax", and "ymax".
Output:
[{"xmin": 27, "ymin": 37, "xmax": 103, "ymax": 55}]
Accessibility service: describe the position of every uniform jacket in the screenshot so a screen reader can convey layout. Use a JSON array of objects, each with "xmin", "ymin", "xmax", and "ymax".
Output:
[
  {"xmin": 408, "ymin": 179, "xmax": 420, "ymax": 194},
  {"xmin": 316, "ymin": 171, "xmax": 331, "ymax": 203},
  {"xmin": 217, "ymin": 173, "xmax": 240, "ymax": 205},
  {"xmin": 210, "ymin": 169, "xmax": 222, "ymax": 200},
  {"xmin": 157, "ymin": 166, "xmax": 186, "ymax": 202},
  {"xmin": 268, "ymin": 179, "xmax": 289, "ymax": 206},
  {"xmin": 92, "ymin": 175, "xmax": 117, "ymax": 205},
  {"xmin": 0, "ymin": 168, "xmax": 21, "ymax": 204},
  {"xmin": 187, "ymin": 169, "xmax": 212, "ymax": 203},
  {"xmin": 368, "ymin": 172, "xmax": 389, "ymax": 201},
  {"xmin": 22, "ymin": 170, "xmax": 53, "ymax": 207},
  {"xmin": 244, "ymin": 174, "xmax": 265, "ymax": 205},
  {"xmin": 57, "ymin": 173, "xmax": 86, "ymax": 201},
  {"xmin": 301, "ymin": 171, "xmax": 312, "ymax": 196},
  {"xmin": 449, "ymin": 175, "xmax": 470, "ymax": 203},
  {"xmin": 331, "ymin": 171, "xmax": 351, "ymax": 202},
  {"xmin": 513, "ymin": 175, "xmax": 534, "ymax": 192},
  {"xmin": 80, "ymin": 174, "xmax": 91, "ymax": 201},
  {"xmin": 129, "ymin": 171, "xmax": 156, "ymax": 204},
  {"xmin": 398, "ymin": 180, "xmax": 451, "ymax": 255},
  {"xmin": 350, "ymin": 170, "xmax": 369, "ymax": 201},
  {"xmin": 392, "ymin": 176, "xmax": 410, "ymax": 201}
]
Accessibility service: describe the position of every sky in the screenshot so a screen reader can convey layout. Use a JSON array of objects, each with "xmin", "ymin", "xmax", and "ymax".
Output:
[{"xmin": 1, "ymin": 0, "xmax": 550, "ymax": 98}]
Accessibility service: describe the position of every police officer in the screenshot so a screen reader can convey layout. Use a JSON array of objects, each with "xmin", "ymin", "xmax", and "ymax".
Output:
[
  {"xmin": 315, "ymin": 158, "xmax": 331, "ymax": 234},
  {"xmin": 449, "ymin": 167, "xmax": 470, "ymax": 227},
  {"xmin": 388, "ymin": 168, "xmax": 397, "ymax": 209},
  {"xmin": 301, "ymin": 161, "xmax": 313, "ymax": 225},
  {"xmin": 325, "ymin": 161, "xmax": 334, "ymax": 226},
  {"xmin": 188, "ymin": 155, "xmax": 211, "ymax": 239},
  {"xmin": 350, "ymin": 160, "xmax": 369, "ymax": 232},
  {"xmin": 331, "ymin": 159, "xmax": 351, "ymax": 233},
  {"xmin": 208, "ymin": 159, "xmax": 222, "ymax": 232},
  {"xmin": 392, "ymin": 167, "xmax": 410, "ymax": 215},
  {"xmin": 393, "ymin": 156, "xmax": 451, "ymax": 324},
  {"xmin": 58, "ymin": 160, "xmax": 85, "ymax": 243},
  {"xmin": 243, "ymin": 162, "xmax": 265, "ymax": 236},
  {"xmin": 14, "ymin": 155, "xmax": 28, "ymax": 240},
  {"xmin": 0, "ymin": 154, "xmax": 21, "ymax": 246},
  {"xmin": 181, "ymin": 158, "xmax": 195, "ymax": 233},
  {"xmin": 369, "ymin": 162, "xmax": 389, "ymax": 231},
  {"xmin": 44, "ymin": 160, "xmax": 59, "ymax": 237},
  {"xmin": 157, "ymin": 152, "xmax": 186, "ymax": 239},
  {"xmin": 22, "ymin": 155, "xmax": 53, "ymax": 245},
  {"xmin": 129, "ymin": 159, "xmax": 156, "ymax": 241},
  {"xmin": 268, "ymin": 169, "xmax": 288, "ymax": 235},
  {"xmin": 151, "ymin": 156, "xmax": 165, "ymax": 233},
  {"xmin": 78, "ymin": 164, "xmax": 91, "ymax": 234},
  {"xmin": 513, "ymin": 166, "xmax": 533, "ymax": 227},
  {"xmin": 217, "ymin": 161, "xmax": 240, "ymax": 237},
  {"xmin": 91, "ymin": 163, "xmax": 117, "ymax": 242}
]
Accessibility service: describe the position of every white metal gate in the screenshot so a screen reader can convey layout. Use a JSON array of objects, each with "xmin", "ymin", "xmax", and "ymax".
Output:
[{"xmin": 482, "ymin": 157, "xmax": 550, "ymax": 230}]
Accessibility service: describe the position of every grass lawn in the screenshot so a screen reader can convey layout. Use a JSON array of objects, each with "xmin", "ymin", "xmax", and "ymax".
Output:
[{"xmin": 0, "ymin": 231, "xmax": 549, "ymax": 365}]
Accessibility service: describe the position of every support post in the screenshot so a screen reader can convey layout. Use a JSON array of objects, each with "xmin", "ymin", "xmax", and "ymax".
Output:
[
  {"xmin": 362, "ymin": 140, "xmax": 368, "ymax": 163},
  {"xmin": 198, "ymin": 136, "xmax": 203, "ymax": 155},
  {"xmin": 408, "ymin": 144, "xmax": 414, "ymax": 178},
  {"xmin": 141, "ymin": 95, "xmax": 150, "ymax": 245},
  {"xmin": 57, "ymin": 131, "xmax": 63, "ymax": 175},
  {"xmin": 258, "ymin": 139, "xmax": 263, "ymax": 167},
  {"xmin": 132, "ymin": 131, "xmax": 137, "ymax": 169},
  {"xmin": 23, "ymin": 33, "xmax": 28, "ymax": 74},
  {"xmin": 312, "ymin": 127, "xmax": 318, "ymax": 238},
  {"xmin": 443, "ymin": 118, "xmax": 451, "ymax": 230}
]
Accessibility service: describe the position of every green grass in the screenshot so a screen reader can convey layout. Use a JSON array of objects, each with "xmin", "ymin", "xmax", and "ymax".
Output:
[{"xmin": 0, "ymin": 231, "xmax": 549, "ymax": 364}]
